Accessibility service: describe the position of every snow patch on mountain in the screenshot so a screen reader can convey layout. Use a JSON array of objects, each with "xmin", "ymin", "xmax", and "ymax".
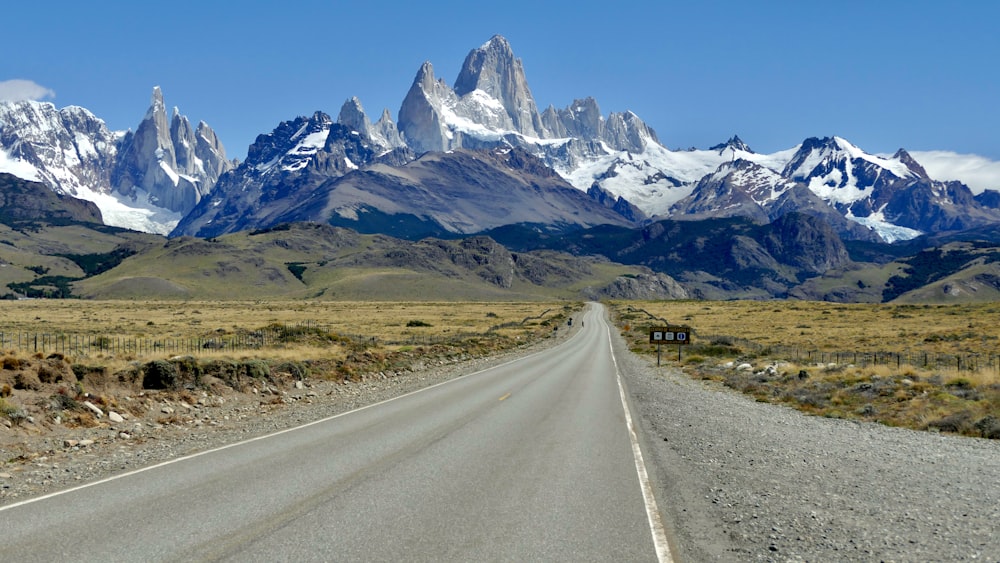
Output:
[
  {"xmin": 0, "ymin": 147, "xmax": 43, "ymax": 181},
  {"xmin": 71, "ymin": 182, "xmax": 182, "ymax": 235},
  {"xmin": 847, "ymin": 208, "xmax": 923, "ymax": 243}
]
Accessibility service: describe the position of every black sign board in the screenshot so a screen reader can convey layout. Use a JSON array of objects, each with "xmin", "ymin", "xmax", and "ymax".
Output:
[{"xmin": 649, "ymin": 326, "xmax": 691, "ymax": 344}]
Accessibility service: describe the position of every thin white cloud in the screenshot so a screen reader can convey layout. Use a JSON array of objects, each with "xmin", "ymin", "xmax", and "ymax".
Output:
[
  {"xmin": 0, "ymin": 79, "xmax": 56, "ymax": 101},
  {"xmin": 910, "ymin": 151, "xmax": 1000, "ymax": 194}
]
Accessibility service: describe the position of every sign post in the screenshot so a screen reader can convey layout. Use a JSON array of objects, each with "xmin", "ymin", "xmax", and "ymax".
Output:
[{"xmin": 649, "ymin": 326, "xmax": 691, "ymax": 365}]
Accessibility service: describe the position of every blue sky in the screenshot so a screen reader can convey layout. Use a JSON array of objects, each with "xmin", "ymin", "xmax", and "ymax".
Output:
[{"xmin": 3, "ymin": 0, "xmax": 998, "ymax": 160}]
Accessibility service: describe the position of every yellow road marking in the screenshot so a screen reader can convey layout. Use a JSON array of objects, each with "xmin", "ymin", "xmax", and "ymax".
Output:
[{"xmin": 498, "ymin": 393, "xmax": 511, "ymax": 401}]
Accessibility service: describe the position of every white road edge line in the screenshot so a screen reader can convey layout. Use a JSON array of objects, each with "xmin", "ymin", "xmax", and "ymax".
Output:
[
  {"xmin": 0, "ymin": 340, "xmax": 567, "ymax": 513},
  {"xmin": 606, "ymin": 320, "xmax": 674, "ymax": 563}
]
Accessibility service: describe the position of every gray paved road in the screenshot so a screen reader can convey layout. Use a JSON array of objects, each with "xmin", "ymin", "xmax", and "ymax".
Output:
[{"xmin": 2, "ymin": 303, "xmax": 669, "ymax": 562}]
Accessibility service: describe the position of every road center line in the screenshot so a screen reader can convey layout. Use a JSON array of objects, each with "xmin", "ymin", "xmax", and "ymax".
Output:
[{"xmin": 605, "ymin": 319, "xmax": 675, "ymax": 563}]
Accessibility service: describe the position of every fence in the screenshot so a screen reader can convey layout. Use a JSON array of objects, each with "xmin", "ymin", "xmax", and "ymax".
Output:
[
  {"xmin": 0, "ymin": 318, "xmax": 546, "ymax": 360},
  {"xmin": 705, "ymin": 335, "xmax": 1000, "ymax": 375},
  {"xmin": 0, "ymin": 328, "xmax": 281, "ymax": 358}
]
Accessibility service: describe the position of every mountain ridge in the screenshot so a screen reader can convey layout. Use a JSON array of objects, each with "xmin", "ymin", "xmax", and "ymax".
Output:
[{"xmin": 1, "ymin": 35, "xmax": 999, "ymax": 245}]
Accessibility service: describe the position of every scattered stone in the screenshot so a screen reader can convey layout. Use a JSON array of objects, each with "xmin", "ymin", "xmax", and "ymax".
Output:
[
  {"xmin": 78, "ymin": 439, "xmax": 95, "ymax": 448},
  {"xmin": 64, "ymin": 439, "xmax": 79, "ymax": 448},
  {"xmin": 83, "ymin": 401, "xmax": 104, "ymax": 418},
  {"xmin": 294, "ymin": 381, "xmax": 305, "ymax": 390},
  {"xmin": 109, "ymin": 412, "xmax": 125, "ymax": 423},
  {"xmin": 161, "ymin": 406, "xmax": 175, "ymax": 415},
  {"xmin": 737, "ymin": 363, "xmax": 754, "ymax": 372}
]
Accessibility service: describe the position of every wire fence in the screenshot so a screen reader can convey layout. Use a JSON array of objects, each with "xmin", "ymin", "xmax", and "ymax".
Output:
[
  {"xmin": 0, "ymin": 318, "xmax": 547, "ymax": 360},
  {"xmin": 701, "ymin": 335, "xmax": 1000, "ymax": 375}
]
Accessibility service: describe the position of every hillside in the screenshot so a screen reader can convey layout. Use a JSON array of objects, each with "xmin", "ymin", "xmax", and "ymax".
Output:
[{"xmin": 71, "ymin": 222, "xmax": 686, "ymax": 301}]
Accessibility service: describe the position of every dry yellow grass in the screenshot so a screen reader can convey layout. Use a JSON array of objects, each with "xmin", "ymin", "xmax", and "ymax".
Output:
[
  {"xmin": 0, "ymin": 300, "xmax": 573, "ymax": 364},
  {"xmin": 616, "ymin": 300, "xmax": 1000, "ymax": 356},
  {"xmin": 611, "ymin": 300, "xmax": 1000, "ymax": 439}
]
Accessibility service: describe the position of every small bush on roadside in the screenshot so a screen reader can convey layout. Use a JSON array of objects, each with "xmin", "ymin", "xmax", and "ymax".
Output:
[
  {"xmin": 2, "ymin": 355, "xmax": 23, "ymax": 370},
  {"xmin": 275, "ymin": 361, "xmax": 309, "ymax": 380},
  {"xmin": 926, "ymin": 411, "xmax": 975, "ymax": 434},
  {"xmin": 242, "ymin": 360, "xmax": 270, "ymax": 379},
  {"xmin": 142, "ymin": 360, "xmax": 178, "ymax": 389}
]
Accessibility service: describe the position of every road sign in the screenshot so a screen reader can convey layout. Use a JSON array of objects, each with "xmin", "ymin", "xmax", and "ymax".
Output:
[{"xmin": 649, "ymin": 326, "xmax": 690, "ymax": 344}]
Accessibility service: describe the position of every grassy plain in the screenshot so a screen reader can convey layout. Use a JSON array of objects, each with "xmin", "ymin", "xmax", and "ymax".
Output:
[
  {"xmin": 612, "ymin": 300, "xmax": 1000, "ymax": 439},
  {"xmin": 0, "ymin": 300, "xmax": 573, "ymax": 371}
]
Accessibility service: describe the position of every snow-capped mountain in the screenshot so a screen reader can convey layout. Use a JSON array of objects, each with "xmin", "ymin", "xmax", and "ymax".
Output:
[
  {"xmin": 172, "ymin": 100, "xmax": 416, "ymax": 238},
  {"xmin": 663, "ymin": 136, "xmax": 1000, "ymax": 242},
  {"xmin": 0, "ymin": 100, "xmax": 120, "ymax": 197},
  {"xmin": 0, "ymin": 87, "xmax": 232, "ymax": 234},
  {"xmin": 4, "ymin": 34, "xmax": 1000, "ymax": 244},
  {"xmin": 171, "ymin": 93, "xmax": 634, "ymax": 238}
]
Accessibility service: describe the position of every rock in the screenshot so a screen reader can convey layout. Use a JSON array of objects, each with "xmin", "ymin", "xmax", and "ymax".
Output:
[
  {"xmin": 109, "ymin": 411, "xmax": 125, "ymax": 423},
  {"xmin": 294, "ymin": 381, "xmax": 305, "ymax": 390},
  {"xmin": 83, "ymin": 401, "xmax": 104, "ymax": 418},
  {"xmin": 64, "ymin": 439, "xmax": 79, "ymax": 448},
  {"xmin": 161, "ymin": 406, "xmax": 175, "ymax": 414},
  {"xmin": 737, "ymin": 363, "xmax": 754, "ymax": 372},
  {"xmin": 78, "ymin": 439, "xmax": 95, "ymax": 448}
]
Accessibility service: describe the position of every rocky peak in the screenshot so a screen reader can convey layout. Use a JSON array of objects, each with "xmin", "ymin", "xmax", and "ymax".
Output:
[
  {"xmin": 146, "ymin": 86, "xmax": 167, "ymax": 120},
  {"xmin": 893, "ymin": 148, "xmax": 929, "ymax": 178},
  {"xmin": 542, "ymin": 98, "xmax": 603, "ymax": 140},
  {"xmin": 398, "ymin": 61, "xmax": 455, "ymax": 153},
  {"xmin": 337, "ymin": 97, "xmax": 404, "ymax": 150},
  {"xmin": 112, "ymin": 87, "xmax": 231, "ymax": 215},
  {"xmin": 604, "ymin": 111, "xmax": 658, "ymax": 153},
  {"xmin": 337, "ymin": 97, "xmax": 370, "ymax": 133},
  {"xmin": 245, "ymin": 110, "xmax": 332, "ymax": 173},
  {"xmin": 710, "ymin": 135, "xmax": 753, "ymax": 154},
  {"xmin": 372, "ymin": 108, "xmax": 405, "ymax": 149},
  {"xmin": 453, "ymin": 34, "xmax": 545, "ymax": 138}
]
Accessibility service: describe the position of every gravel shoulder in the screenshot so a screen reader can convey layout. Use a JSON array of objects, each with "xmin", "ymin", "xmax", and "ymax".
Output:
[{"xmin": 611, "ymin": 324, "xmax": 1000, "ymax": 562}]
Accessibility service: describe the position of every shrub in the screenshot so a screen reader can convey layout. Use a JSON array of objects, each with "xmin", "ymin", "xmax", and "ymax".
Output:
[
  {"xmin": 13, "ymin": 370, "xmax": 42, "ymax": 391},
  {"xmin": 50, "ymin": 392, "xmax": 82, "ymax": 411},
  {"xmin": 2, "ymin": 355, "xmax": 23, "ymax": 370},
  {"xmin": 974, "ymin": 416, "xmax": 1000, "ymax": 439},
  {"xmin": 1, "ymin": 398, "xmax": 27, "ymax": 426},
  {"xmin": 406, "ymin": 320, "xmax": 432, "ymax": 327},
  {"xmin": 142, "ymin": 360, "xmax": 178, "ymax": 389},
  {"xmin": 275, "ymin": 361, "xmax": 309, "ymax": 380},
  {"xmin": 242, "ymin": 360, "xmax": 270, "ymax": 379},
  {"xmin": 926, "ymin": 411, "xmax": 974, "ymax": 434}
]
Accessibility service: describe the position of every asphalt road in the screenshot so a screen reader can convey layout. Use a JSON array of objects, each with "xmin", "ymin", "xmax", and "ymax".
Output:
[{"xmin": 2, "ymin": 303, "xmax": 671, "ymax": 562}]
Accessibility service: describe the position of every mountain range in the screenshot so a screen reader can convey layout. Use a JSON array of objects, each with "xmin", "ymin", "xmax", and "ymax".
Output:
[
  {"xmin": 3, "ymin": 35, "xmax": 1000, "ymax": 302},
  {"xmin": 3, "ymin": 34, "xmax": 999, "ymax": 245}
]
